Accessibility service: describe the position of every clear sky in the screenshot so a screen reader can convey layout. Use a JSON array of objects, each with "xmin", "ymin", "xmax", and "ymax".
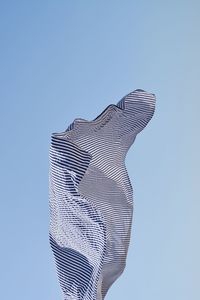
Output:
[{"xmin": 1, "ymin": 1, "xmax": 199, "ymax": 299}]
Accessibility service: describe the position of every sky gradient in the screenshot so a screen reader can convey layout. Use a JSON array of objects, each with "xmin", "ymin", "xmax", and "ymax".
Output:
[{"xmin": 0, "ymin": 1, "xmax": 199, "ymax": 299}]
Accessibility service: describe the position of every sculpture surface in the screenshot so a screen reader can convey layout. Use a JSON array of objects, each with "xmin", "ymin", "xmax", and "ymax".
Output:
[{"xmin": 49, "ymin": 89, "xmax": 156, "ymax": 300}]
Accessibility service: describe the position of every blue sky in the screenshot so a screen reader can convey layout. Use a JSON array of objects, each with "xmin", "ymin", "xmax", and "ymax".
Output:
[{"xmin": 0, "ymin": 1, "xmax": 199, "ymax": 299}]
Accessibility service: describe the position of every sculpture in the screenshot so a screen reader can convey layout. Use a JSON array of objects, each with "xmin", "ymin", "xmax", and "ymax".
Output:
[{"xmin": 49, "ymin": 89, "xmax": 156, "ymax": 300}]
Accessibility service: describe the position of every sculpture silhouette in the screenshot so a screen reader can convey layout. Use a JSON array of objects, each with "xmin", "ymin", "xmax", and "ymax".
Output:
[{"xmin": 49, "ymin": 89, "xmax": 156, "ymax": 300}]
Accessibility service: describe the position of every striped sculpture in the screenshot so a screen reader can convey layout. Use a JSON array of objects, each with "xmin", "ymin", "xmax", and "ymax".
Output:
[{"xmin": 49, "ymin": 89, "xmax": 156, "ymax": 300}]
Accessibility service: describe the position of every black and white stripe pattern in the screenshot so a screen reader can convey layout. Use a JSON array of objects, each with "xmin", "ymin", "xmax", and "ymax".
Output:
[{"xmin": 49, "ymin": 89, "xmax": 156, "ymax": 300}]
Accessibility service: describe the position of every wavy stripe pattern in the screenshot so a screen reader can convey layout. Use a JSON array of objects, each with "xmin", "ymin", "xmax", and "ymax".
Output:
[{"xmin": 49, "ymin": 89, "xmax": 156, "ymax": 299}]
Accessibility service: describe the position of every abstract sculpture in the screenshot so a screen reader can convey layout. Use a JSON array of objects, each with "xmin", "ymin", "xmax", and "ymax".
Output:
[{"xmin": 49, "ymin": 89, "xmax": 156, "ymax": 300}]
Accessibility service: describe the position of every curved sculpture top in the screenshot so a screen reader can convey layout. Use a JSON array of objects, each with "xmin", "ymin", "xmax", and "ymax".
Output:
[{"xmin": 49, "ymin": 89, "xmax": 156, "ymax": 300}]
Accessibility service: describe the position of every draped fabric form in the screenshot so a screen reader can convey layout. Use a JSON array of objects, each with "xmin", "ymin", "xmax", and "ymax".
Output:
[{"xmin": 49, "ymin": 89, "xmax": 156, "ymax": 300}]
